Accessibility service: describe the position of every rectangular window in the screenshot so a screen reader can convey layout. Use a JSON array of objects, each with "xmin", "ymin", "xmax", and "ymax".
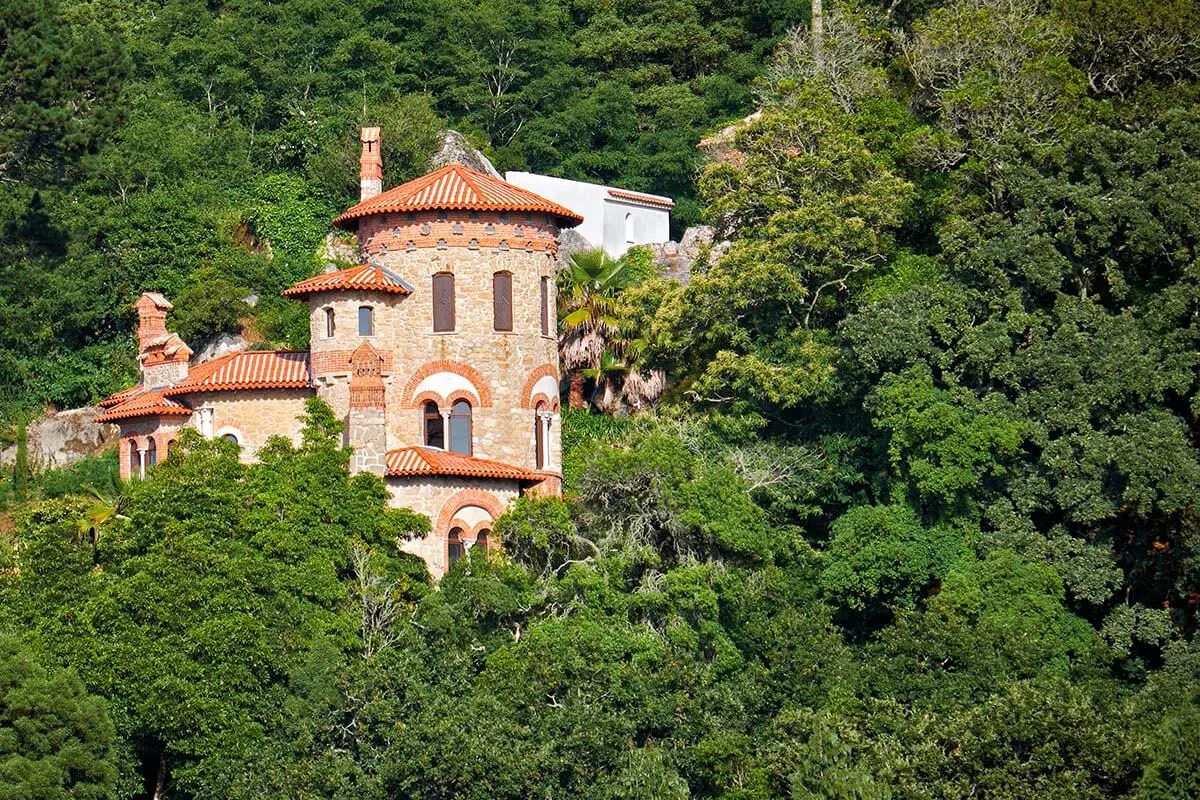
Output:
[
  {"xmin": 324, "ymin": 308, "xmax": 335, "ymax": 338},
  {"xmin": 493, "ymin": 272, "xmax": 513, "ymax": 331},
  {"xmin": 433, "ymin": 273, "xmax": 455, "ymax": 332},
  {"xmin": 358, "ymin": 306, "xmax": 374, "ymax": 336},
  {"xmin": 540, "ymin": 276, "xmax": 551, "ymax": 336}
]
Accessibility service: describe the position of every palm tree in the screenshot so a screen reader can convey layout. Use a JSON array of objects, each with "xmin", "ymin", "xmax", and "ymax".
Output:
[
  {"xmin": 76, "ymin": 487, "xmax": 128, "ymax": 565},
  {"xmin": 558, "ymin": 250, "xmax": 632, "ymax": 409},
  {"xmin": 582, "ymin": 351, "xmax": 630, "ymax": 415}
]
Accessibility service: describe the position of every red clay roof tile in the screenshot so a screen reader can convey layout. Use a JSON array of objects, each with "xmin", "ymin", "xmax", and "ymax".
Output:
[
  {"xmin": 282, "ymin": 263, "xmax": 414, "ymax": 298},
  {"xmin": 162, "ymin": 350, "xmax": 311, "ymax": 396},
  {"xmin": 608, "ymin": 188, "xmax": 675, "ymax": 209},
  {"xmin": 95, "ymin": 390, "xmax": 192, "ymax": 423},
  {"xmin": 333, "ymin": 164, "xmax": 583, "ymax": 229},
  {"xmin": 385, "ymin": 447, "xmax": 540, "ymax": 481}
]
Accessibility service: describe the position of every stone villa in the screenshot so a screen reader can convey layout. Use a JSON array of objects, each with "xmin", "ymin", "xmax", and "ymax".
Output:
[{"xmin": 96, "ymin": 128, "xmax": 578, "ymax": 578}]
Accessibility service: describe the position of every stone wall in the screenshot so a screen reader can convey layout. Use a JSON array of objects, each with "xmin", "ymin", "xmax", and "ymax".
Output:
[
  {"xmin": 308, "ymin": 218, "xmax": 562, "ymax": 475},
  {"xmin": 388, "ymin": 476, "xmax": 520, "ymax": 579},
  {"xmin": 116, "ymin": 418, "xmax": 185, "ymax": 481},
  {"xmin": 185, "ymin": 389, "xmax": 313, "ymax": 460}
]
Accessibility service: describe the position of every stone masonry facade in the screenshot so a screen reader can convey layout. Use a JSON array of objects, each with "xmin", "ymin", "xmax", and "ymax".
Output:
[{"xmin": 97, "ymin": 132, "xmax": 573, "ymax": 580}]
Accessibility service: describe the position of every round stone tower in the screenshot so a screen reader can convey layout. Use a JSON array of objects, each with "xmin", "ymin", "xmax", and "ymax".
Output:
[{"xmin": 283, "ymin": 131, "xmax": 580, "ymax": 575}]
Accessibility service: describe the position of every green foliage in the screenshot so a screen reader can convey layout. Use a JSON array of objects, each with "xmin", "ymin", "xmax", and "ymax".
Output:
[
  {"xmin": 821, "ymin": 503, "xmax": 970, "ymax": 613},
  {"xmin": 0, "ymin": 635, "xmax": 118, "ymax": 799}
]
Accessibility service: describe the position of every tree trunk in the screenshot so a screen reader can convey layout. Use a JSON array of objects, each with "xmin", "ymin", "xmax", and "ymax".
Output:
[
  {"xmin": 812, "ymin": 0, "xmax": 824, "ymax": 64},
  {"xmin": 568, "ymin": 371, "xmax": 586, "ymax": 410}
]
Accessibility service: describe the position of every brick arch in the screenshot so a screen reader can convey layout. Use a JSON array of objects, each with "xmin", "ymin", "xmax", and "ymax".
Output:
[
  {"xmin": 403, "ymin": 360, "xmax": 492, "ymax": 407},
  {"xmin": 530, "ymin": 392, "xmax": 559, "ymax": 412},
  {"xmin": 412, "ymin": 391, "xmax": 445, "ymax": 410},
  {"xmin": 435, "ymin": 489, "xmax": 507, "ymax": 538},
  {"xmin": 520, "ymin": 364, "xmax": 560, "ymax": 408}
]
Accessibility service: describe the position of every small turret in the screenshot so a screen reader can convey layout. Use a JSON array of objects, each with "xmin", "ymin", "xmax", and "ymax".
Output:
[
  {"xmin": 347, "ymin": 342, "xmax": 386, "ymax": 475},
  {"xmin": 359, "ymin": 127, "xmax": 382, "ymax": 201},
  {"xmin": 133, "ymin": 292, "xmax": 191, "ymax": 388}
]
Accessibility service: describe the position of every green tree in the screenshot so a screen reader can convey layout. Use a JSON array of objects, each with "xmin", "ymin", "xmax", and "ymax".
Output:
[{"xmin": 0, "ymin": 636, "xmax": 118, "ymax": 799}]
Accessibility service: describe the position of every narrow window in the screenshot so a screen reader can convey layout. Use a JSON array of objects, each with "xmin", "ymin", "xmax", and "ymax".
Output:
[
  {"xmin": 129, "ymin": 441, "xmax": 139, "ymax": 477},
  {"xmin": 432, "ymin": 272, "xmax": 455, "ymax": 332},
  {"xmin": 493, "ymin": 271, "xmax": 513, "ymax": 331},
  {"xmin": 475, "ymin": 529, "xmax": 491, "ymax": 553},
  {"xmin": 624, "ymin": 212, "xmax": 634, "ymax": 243},
  {"xmin": 448, "ymin": 527, "xmax": 465, "ymax": 569},
  {"xmin": 423, "ymin": 401, "xmax": 444, "ymax": 449},
  {"xmin": 534, "ymin": 401, "xmax": 546, "ymax": 469},
  {"xmin": 324, "ymin": 307, "xmax": 335, "ymax": 338},
  {"xmin": 147, "ymin": 438, "xmax": 157, "ymax": 468},
  {"xmin": 358, "ymin": 306, "xmax": 374, "ymax": 336},
  {"xmin": 449, "ymin": 399, "xmax": 472, "ymax": 455},
  {"xmin": 540, "ymin": 276, "xmax": 552, "ymax": 336}
]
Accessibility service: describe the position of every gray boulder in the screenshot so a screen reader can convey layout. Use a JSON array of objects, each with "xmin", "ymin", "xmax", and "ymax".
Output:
[
  {"xmin": 429, "ymin": 130, "xmax": 501, "ymax": 178},
  {"xmin": 192, "ymin": 333, "xmax": 249, "ymax": 365},
  {"xmin": 0, "ymin": 407, "xmax": 118, "ymax": 471}
]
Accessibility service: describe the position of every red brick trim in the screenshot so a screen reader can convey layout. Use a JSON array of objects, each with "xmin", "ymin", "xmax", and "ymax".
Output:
[
  {"xmin": 311, "ymin": 349, "xmax": 394, "ymax": 375},
  {"xmin": 403, "ymin": 360, "xmax": 492, "ymax": 407},
  {"xmin": 530, "ymin": 392, "xmax": 558, "ymax": 412},
  {"xmin": 436, "ymin": 489, "xmax": 508, "ymax": 538},
  {"xmin": 412, "ymin": 391, "xmax": 445, "ymax": 410},
  {"xmin": 520, "ymin": 364, "xmax": 560, "ymax": 408},
  {"xmin": 445, "ymin": 390, "xmax": 478, "ymax": 408}
]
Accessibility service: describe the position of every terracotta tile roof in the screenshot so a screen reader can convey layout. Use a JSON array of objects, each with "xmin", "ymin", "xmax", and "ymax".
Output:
[
  {"xmin": 608, "ymin": 188, "xmax": 675, "ymax": 209},
  {"xmin": 282, "ymin": 263, "xmax": 414, "ymax": 298},
  {"xmin": 95, "ymin": 390, "xmax": 192, "ymax": 423},
  {"xmin": 98, "ymin": 384, "xmax": 144, "ymax": 409},
  {"xmin": 385, "ymin": 447, "xmax": 540, "ymax": 481},
  {"xmin": 163, "ymin": 350, "xmax": 311, "ymax": 396},
  {"xmin": 333, "ymin": 164, "xmax": 584, "ymax": 229}
]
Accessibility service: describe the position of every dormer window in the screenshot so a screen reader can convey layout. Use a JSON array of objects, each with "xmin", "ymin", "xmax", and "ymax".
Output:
[
  {"xmin": 324, "ymin": 307, "xmax": 335, "ymax": 338},
  {"xmin": 358, "ymin": 306, "xmax": 374, "ymax": 336}
]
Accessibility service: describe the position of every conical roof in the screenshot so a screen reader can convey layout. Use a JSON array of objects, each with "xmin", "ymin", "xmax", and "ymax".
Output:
[{"xmin": 332, "ymin": 163, "xmax": 583, "ymax": 229}]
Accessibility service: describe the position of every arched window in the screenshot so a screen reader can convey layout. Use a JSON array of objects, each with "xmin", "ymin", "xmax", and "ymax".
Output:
[
  {"xmin": 358, "ymin": 305, "xmax": 374, "ymax": 336},
  {"xmin": 324, "ymin": 307, "xmax": 335, "ymax": 338},
  {"xmin": 129, "ymin": 440, "xmax": 139, "ymax": 478},
  {"xmin": 432, "ymin": 272, "xmax": 455, "ymax": 332},
  {"xmin": 423, "ymin": 401, "xmax": 444, "ymax": 449},
  {"xmin": 449, "ymin": 399, "xmax": 472, "ymax": 455},
  {"xmin": 221, "ymin": 433, "xmax": 239, "ymax": 445},
  {"xmin": 493, "ymin": 271, "xmax": 513, "ymax": 331},
  {"xmin": 146, "ymin": 438, "xmax": 157, "ymax": 468},
  {"xmin": 475, "ymin": 528, "xmax": 491, "ymax": 553},
  {"xmin": 165, "ymin": 439, "xmax": 177, "ymax": 459},
  {"xmin": 624, "ymin": 212, "xmax": 634, "ymax": 243},
  {"xmin": 448, "ymin": 527, "xmax": 465, "ymax": 569},
  {"xmin": 534, "ymin": 401, "xmax": 546, "ymax": 469}
]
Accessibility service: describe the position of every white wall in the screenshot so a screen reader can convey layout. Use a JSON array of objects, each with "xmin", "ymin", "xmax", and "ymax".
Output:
[{"xmin": 505, "ymin": 171, "xmax": 671, "ymax": 258}]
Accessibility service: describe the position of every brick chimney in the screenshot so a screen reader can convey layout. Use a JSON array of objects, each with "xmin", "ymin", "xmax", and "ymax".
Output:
[
  {"xmin": 347, "ymin": 342, "xmax": 386, "ymax": 475},
  {"xmin": 133, "ymin": 292, "xmax": 191, "ymax": 387},
  {"xmin": 360, "ymin": 127, "xmax": 382, "ymax": 201}
]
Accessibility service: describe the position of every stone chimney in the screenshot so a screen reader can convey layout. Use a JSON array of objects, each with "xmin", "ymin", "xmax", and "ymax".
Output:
[
  {"xmin": 347, "ymin": 342, "xmax": 386, "ymax": 475},
  {"xmin": 360, "ymin": 127, "xmax": 382, "ymax": 201},
  {"xmin": 133, "ymin": 292, "xmax": 191, "ymax": 387}
]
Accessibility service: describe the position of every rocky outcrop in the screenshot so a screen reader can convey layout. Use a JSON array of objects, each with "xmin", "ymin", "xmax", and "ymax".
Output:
[
  {"xmin": 193, "ymin": 333, "xmax": 249, "ymax": 365},
  {"xmin": 697, "ymin": 111, "xmax": 762, "ymax": 167},
  {"xmin": 428, "ymin": 130, "xmax": 501, "ymax": 178},
  {"xmin": 555, "ymin": 228, "xmax": 594, "ymax": 267},
  {"xmin": 320, "ymin": 232, "xmax": 358, "ymax": 270},
  {"xmin": 0, "ymin": 407, "xmax": 118, "ymax": 471},
  {"xmin": 646, "ymin": 226, "xmax": 730, "ymax": 283}
]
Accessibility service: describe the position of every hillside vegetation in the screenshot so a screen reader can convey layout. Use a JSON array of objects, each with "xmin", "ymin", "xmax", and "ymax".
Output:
[{"xmin": 3, "ymin": 0, "xmax": 1200, "ymax": 798}]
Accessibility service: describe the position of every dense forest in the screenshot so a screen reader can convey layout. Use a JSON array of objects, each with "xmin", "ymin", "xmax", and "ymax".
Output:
[{"xmin": 3, "ymin": 0, "xmax": 1200, "ymax": 798}]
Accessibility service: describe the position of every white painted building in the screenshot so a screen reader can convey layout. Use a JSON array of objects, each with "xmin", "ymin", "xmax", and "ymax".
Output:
[{"xmin": 505, "ymin": 172, "xmax": 673, "ymax": 258}]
